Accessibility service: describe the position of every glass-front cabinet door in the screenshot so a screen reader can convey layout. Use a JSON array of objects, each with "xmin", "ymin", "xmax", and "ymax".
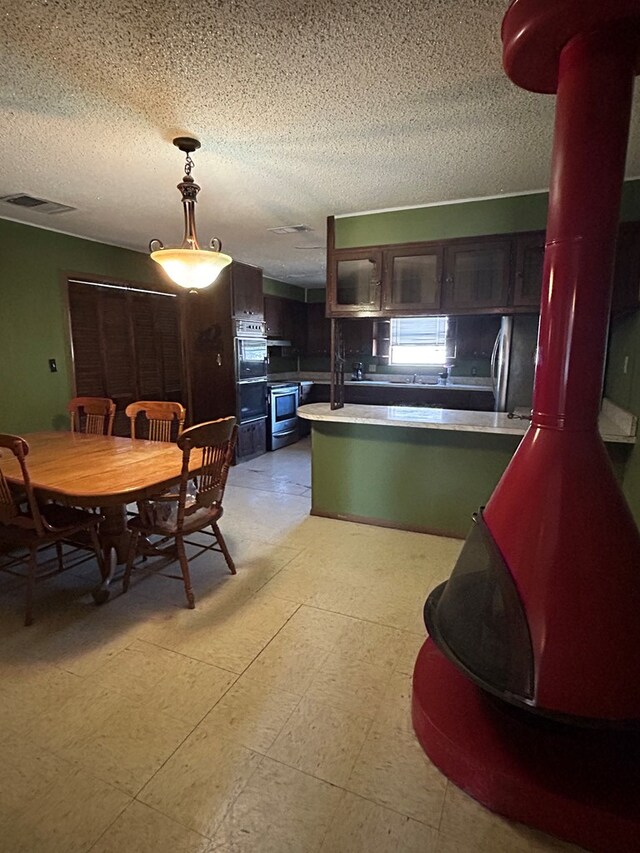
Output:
[
  {"xmin": 513, "ymin": 232, "xmax": 545, "ymax": 308},
  {"xmin": 442, "ymin": 240, "xmax": 511, "ymax": 312},
  {"xmin": 382, "ymin": 246, "xmax": 443, "ymax": 313},
  {"xmin": 328, "ymin": 249, "xmax": 382, "ymax": 314}
]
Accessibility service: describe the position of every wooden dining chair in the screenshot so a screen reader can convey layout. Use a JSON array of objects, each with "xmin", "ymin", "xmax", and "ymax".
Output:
[
  {"xmin": 68, "ymin": 397, "xmax": 116, "ymax": 436},
  {"xmin": 123, "ymin": 417, "xmax": 237, "ymax": 609},
  {"xmin": 0, "ymin": 434, "xmax": 105, "ymax": 625},
  {"xmin": 125, "ymin": 401, "xmax": 186, "ymax": 442}
]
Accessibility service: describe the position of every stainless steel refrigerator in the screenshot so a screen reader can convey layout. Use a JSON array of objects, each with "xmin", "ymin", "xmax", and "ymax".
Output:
[{"xmin": 491, "ymin": 315, "xmax": 539, "ymax": 412}]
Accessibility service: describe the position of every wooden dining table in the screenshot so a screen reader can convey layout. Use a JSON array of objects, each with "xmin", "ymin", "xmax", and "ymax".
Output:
[{"xmin": 1, "ymin": 431, "xmax": 200, "ymax": 600}]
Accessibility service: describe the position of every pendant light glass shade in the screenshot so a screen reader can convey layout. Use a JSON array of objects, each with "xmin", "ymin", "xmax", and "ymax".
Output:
[
  {"xmin": 150, "ymin": 247, "xmax": 232, "ymax": 290},
  {"xmin": 150, "ymin": 137, "xmax": 231, "ymax": 290}
]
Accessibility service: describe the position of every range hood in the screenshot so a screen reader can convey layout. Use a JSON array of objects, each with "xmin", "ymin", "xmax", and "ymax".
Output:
[{"xmin": 266, "ymin": 338, "xmax": 293, "ymax": 348}]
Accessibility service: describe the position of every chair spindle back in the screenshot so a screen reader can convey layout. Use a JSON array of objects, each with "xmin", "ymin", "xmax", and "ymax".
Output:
[
  {"xmin": 175, "ymin": 417, "xmax": 237, "ymax": 531},
  {"xmin": 0, "ymin": 434, "xmax": 43, "ymax": 534},
  {"xmin": 68, "ymin": 397, "xmax": 116, "ymax": 436},
  {"xmin": 125, "ymin": 401, "xmax": 186, "ymax": 443}
]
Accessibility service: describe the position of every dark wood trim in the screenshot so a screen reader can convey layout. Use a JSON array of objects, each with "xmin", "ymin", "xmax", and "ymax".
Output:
[
  {"xmin": 330, "ymin": 228, "xmax": 546, "ymax": 257},
  {"xmin": 62, "ymin": 268, "xmax": 178, "ymax": 296},
  {"xmin": 310, "ymin": 507, "xmax": 465, "ymax": 540},
  {"xmin": 326, "ymin": 215, "xmax": 335, "ymax": 319}
]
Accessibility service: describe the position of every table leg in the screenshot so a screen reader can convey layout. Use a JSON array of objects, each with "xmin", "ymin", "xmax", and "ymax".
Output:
[{"xmin": 92, "ymin": 504, "xmax": 129, "ymax": 604}]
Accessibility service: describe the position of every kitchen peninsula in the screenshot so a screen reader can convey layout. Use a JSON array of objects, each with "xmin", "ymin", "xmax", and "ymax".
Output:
[{"xmin": 298, "ymin": 400, "xmax": 637, "ymax": 538}]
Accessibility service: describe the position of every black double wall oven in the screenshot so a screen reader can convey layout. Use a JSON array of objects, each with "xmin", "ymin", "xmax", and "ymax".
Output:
[{"xmin": 235, "ymin": 320, "xmax": 268, "ymax": 425}]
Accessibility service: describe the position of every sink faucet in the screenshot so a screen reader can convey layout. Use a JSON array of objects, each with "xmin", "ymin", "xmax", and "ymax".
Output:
[{"xmin": 412, "ymin": 373, "xmax": 419, "ymax": 384}]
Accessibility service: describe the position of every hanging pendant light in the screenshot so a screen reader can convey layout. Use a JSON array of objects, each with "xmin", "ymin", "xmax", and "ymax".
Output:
[{"xmin": 150, "ymin": 137, "xmax": 232, "ymax": 289}]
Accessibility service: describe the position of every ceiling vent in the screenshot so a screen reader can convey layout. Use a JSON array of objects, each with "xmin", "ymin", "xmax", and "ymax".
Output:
[
  {"xmin": 294, "ymin": 244, "xmax": 325, "ymax": 250},
  {"xmin": 267, "ymin": 224, "xmax": 313, "ymax": 235},
  {"xmin": 0, "ymin": 193, "xmax": 76, "ymax": 215}
]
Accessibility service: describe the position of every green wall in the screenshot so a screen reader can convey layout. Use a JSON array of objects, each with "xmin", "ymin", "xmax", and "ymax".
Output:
[
  {"xmin": 0, "ymin": 218, "xmax": 166, "ymax": 434},
  {"xmin": 335, "ymin": 178, "xmax": 640, "ymax": 249},
  {"xmin": 310, "ymin": 421, "xmax": 629, "ymax": 537},
  {"xmin": 311, "ymin": 423, "xmax": 521, "ymax": 537},
  {"xmin": 263, "ymin": 277, "xmax": 305, "ymax": 301}
]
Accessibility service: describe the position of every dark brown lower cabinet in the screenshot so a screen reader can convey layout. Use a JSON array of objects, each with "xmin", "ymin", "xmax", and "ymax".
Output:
[
  {"xmin": 305, "ymin": 382, "xmax": 493, "ymax": 411},
  {"xmin": 236, "ymin": 418, "xmax": 267, "ymax": 461}
]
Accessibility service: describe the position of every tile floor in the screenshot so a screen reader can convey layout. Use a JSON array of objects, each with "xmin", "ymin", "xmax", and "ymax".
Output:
[{"xmin": 0, "ymin": 437, "xmax": 582, "ymax": 852}]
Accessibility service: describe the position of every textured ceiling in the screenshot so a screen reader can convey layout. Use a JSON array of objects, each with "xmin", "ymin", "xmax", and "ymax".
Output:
[{"xmin": 1, "ymin": 0, "xmax": 639, "ymax": 286}]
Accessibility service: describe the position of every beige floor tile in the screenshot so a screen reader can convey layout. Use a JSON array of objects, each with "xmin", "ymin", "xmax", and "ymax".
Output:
[
  {"xmin": 0, "ymin": 442, "xmax": 593, "ymax": 853},
  {"xmin": 439, "ymin": 784, "xmax": 583, "ymax": 853},
  {"xmin": 26, "ymin": 679, "xmax": 126, "ymax": 755},
  {"xmin": 394, "ymin": 631, "xmax": 425, "ymax": 675},
  {"xmin": 329, "ymin": 618, "xmax": 406, "ymax": 669},
  {"xmin": 306, "ymin": 651, "xmax": 395, "ymax": 717},
  {"xmin": 223, "ymin": 486, "xmax": 311, "ymax": 545},
  {"xmin": 319, "ymin": 791, "xmax": 439, "ymax": 853},
  {"xmin": 139, "ymin": 592, "xmax": 299, "ymax": 673},
  {"xmin": 346, "ymin": 723, "xmax": 446, "ymax": 827},
  {"xmin": 275, "ymin": 605, "xmax": 353, "ymax": 650},
  {"xmin": 0, "ymin": 730, "xmax": 72, "ymax": 819},
  {"xmin": 18, "ymin": 609, "xmax": 143, "ymax": 677},
  {"xmin": 0, "ymin": 660, "xmax": 82, "ymax": 733},
  {"xmin": 87, "ymin": 639, "xmax": 236, "ymax": 725},
  {"xmin": 65, "ymin": 699, "xmax": 193, "ymax": 795},
  {"xmin": 91, "ymin": 800, "xmax": 211, "ymax": 853},
  {"xmin": 199, "ymin": 675, "xmax": 301, "ymax": 753},
  {"xmin": 268, "ymin": 695, "xmax": 372, "ymax": 786},
  {"xmin": 128, "ymin": 536, "xmax": 302, "ymax": 606},
  {"xmin": 0, "ymin": 765, "xmax": 130, "ymax": 853},
  {"xmin": 244, "ymin": 632, "xmax": 330, "ymax": 693},
  {"xmin": 209, "ymin": 757, "xmax": 342, "ymax": 852},
  {"xmin": 138, "ymin": 728, "xmax": 261, "ymax": 838},
  {"xmin": 373, "ymin": 671, "xmax": 414, "ymax": 734}
]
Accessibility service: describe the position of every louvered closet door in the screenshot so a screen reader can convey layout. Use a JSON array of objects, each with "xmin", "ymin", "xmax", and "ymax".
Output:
[
  {"xmin": 99, "ymin": 289, "xmax": 137, "ymax": 434},
  {"xmin": 68, "ymin": 283, "xmax": 105, "ymax": 397},
  {"xmin": 154, "ymin": 298, "xmax": 183, "ymax": 402},
  {"xmin": 68, "ymin": 281, "xmax": 185, "ymax": 436},
  {"xmin": 132, "ymin": 295, "xmax": 163, "ymax": 400}
]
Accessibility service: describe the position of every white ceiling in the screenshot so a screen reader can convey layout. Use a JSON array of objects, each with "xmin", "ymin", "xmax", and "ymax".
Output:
[{"xmin": 2, "ymin": 0, "xmax": 639, "ymax": 287}]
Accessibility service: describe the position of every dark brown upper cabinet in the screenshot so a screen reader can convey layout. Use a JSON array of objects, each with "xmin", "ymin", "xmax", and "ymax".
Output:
[
  {"xmin": 441, "ymin": 239, "xmax": 511, "ymax": 313},
  {"xmin": 325, "ymin": 215, "xmax": 640, "ymax": 318},
  {"xmin": 513, "ymin": 232, "xmax": 546, "ymax": 308},
  {"xmin": 382, "ymin": 245, "xmax": 443, "ymax": 313},
  {"xmin": 264, "ymin": 294, "xmax": 285, "ymax": 337},
  {"xmin": 611, "ymin": 221, "xmax": 640, "ymax": 314},
  {"xmin": 328, "ymin": 248, "xmax": 383, "ymax": 314},
  {"xmin": 232, "ymin": 262, "xmax": 264, "ymax": 319},
  {"xmin": 306, "ymin": 302, "xmax": 332, "ymax": 355}
]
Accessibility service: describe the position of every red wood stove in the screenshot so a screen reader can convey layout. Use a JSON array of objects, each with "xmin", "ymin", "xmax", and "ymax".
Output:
[{"xmin": 412, "ymin": 3, "xmax": 640, "ymax": 850}]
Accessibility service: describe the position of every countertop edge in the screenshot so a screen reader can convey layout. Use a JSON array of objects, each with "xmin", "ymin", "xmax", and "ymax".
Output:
[{"xmin": 297, "ymin": 403, "xmax": 637, "ymax": 444}]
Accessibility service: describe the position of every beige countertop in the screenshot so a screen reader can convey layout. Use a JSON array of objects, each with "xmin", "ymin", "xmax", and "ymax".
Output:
[{"xmin": 297, "ymin": 400, "xmax": 637, "ymax": 444}]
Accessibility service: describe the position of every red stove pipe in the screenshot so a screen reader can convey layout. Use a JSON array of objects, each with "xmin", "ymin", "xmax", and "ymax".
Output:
[
  {"xmin": 481, "ymin": 3, "xmax": 640, "ymax": 721},
  {"xmin": 531, "ymin": 29, "xmax": 636, "ymax": 431}
]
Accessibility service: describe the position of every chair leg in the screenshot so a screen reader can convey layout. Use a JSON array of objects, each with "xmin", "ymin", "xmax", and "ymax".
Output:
[
  {"xmin": 55, "ymin": 541, "xmax": 64, "ymax": 572},
  {"xmin": 176, "ymin": 536, "xmax": 195, "ymax": 609},
  {"xmin": 122, "ymin": 530, "xmax": 140, "ymax": 594},
  {"xmin": 212, "ymin": 523, "xmax": 236, "ymax": 575},
  {"xmin": 25, "ymin": 548, "xmax": 37, "ymax": 627}
]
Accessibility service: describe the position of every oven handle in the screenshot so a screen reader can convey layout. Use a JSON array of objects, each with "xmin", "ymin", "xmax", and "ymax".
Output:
[
  {"xmin": 273, "ymin": 427, "xmax": 298, "ymax": 438},
  {"xmin": 271, "ymin": 389, "xmax": 299, "ymax": 397}
]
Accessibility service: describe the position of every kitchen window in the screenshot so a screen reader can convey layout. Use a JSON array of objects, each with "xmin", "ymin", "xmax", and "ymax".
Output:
[{"xmin": 390, "ymin": 316, "xmax": 449, "ymax": 365}]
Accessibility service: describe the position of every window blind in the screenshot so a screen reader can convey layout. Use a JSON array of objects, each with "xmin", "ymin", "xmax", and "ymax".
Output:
[
  {"xmin": 391, "ymin": 316, "xmax": 448, "ymax": 346},
  {"xmin": 389, "ymin": 316, "xmax": 450, "ymax": 365}
]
